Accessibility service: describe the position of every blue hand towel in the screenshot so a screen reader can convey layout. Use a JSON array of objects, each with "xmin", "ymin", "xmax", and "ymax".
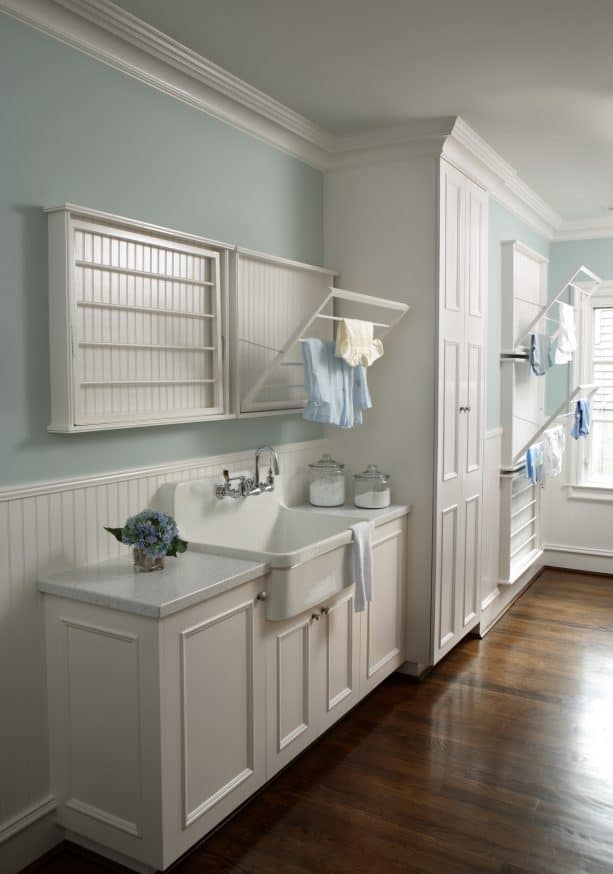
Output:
[
  {"xmin": 302, "ymin": 339, "xmax": 372, "ymax": 428},
  {"xmin": 530, "ymin": 333, "xmax": 553, "ymax": 376},
  {"xmin": 571, "ymin": 399, "xmax": 590, "ymax": 439}
]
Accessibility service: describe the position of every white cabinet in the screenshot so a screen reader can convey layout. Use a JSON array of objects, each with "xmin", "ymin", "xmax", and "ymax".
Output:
[
  {"xmin": 43, "ymin": 514, "xmax": 407, "ymax": 871},
  {"xmin": 44, "ymin": 577, "xmax": 268, "ymax": 872},
  {"xmin": 433, "ymin": 160, "xmax": 488, "ymax": 662},
  {"xmin": 266, "ymin": 516, "xmax": 407, "ymax": 776},
  {"xmin": 46, "ymin": 204, "xmax": 232, "ymax": 432}
]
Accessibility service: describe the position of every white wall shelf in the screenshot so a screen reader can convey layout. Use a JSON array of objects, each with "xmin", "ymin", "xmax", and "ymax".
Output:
[{"xmin": 46, "ymin": 204, "xmax": 232, "ymax": 433}]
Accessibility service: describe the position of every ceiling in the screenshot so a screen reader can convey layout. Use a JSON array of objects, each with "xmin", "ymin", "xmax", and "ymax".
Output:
[{"xmin": 113, "ymin": 0, "xmax": 613, "ymax": 221}]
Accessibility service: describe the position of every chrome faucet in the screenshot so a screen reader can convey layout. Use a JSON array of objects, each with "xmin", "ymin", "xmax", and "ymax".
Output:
[
  {"xmin": 215, "ymin": 445, "xmax": 280, "ymax": 499},
  {"xmin": 255, "ymin": 445, "xmax": 280, "ymax": 493}
]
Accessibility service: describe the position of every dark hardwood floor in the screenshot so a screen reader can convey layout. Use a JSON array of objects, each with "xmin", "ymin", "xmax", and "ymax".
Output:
[{"xmin": 28, "ymin": 569, "xmax": 613, "ymax": 873}]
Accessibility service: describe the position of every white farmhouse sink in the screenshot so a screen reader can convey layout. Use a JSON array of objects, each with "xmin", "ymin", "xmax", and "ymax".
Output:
[{"xmin": 157, "ymin": 476, "xmax": 359, "ymax": 620}]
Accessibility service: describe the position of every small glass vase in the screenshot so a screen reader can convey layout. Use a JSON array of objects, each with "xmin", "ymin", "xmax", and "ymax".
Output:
[{"xmin": 132, "ymin": 547, "xmax": 165, "ymax": 573}]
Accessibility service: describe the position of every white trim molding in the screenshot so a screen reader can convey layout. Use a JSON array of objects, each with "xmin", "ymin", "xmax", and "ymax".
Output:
[
  {"xmin": 543, "ymin": 545, "xmax": 613, "ymax": 575},
  {"xmin": 0, "ymin": 795, "xmax": 56, "ymax": 844},
  {"xmin": 4, "ymin": 0, "xmax": 611, "ymax": 241}
]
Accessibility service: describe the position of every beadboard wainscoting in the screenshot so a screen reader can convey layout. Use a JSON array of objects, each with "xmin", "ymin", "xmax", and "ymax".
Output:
[{"xmin": 0, "ymin": 438, "xmax": 327, "ymax": 874}]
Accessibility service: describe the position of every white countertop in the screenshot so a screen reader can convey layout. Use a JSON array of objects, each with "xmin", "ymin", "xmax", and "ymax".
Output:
[
  {"xmin": 296, "ymin": 503, "xmax": 410, "ymax": 524},
  {"xmin": 38, "ymin": 504, "xmax": 409, "ymax": 618},
  {"xmin": 38, "ymin": 551, "xmax": 267, "ymax": 619}
]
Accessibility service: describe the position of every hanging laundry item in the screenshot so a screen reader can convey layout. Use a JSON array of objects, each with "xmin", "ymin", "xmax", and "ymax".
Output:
[
  {"xmin": 350, "ymin": 520, "xmax": 374, "ymax": 613},
  {"xmin": 571, "ymin": 399, "xmax": 591, "ymax": 439},
  {"xmin": 543, "ymin": 424, "xmax": 566, "ymax": 478},
  {"xmin": 301, "ymin": 338, "xmax": 372, "ymax": 429},
  {"xmin": 335, "ymin": 318, "xmax": 384, "ymax": 367},
  {"xmin": 552, "ymin": 301, "xmax": 577, "ymax": 364},
  {"xmin": 529, "ymin": 333, "xmax": 553, "ymax": 376},
  {"xmin": 525, "ymin": 442, "xmax": 545, "ymax": 484}
]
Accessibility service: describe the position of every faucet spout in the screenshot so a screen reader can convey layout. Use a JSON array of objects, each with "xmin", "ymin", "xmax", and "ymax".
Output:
[{"xmin": 255, "ymin": 445, "xmax": 280, "ymax": 491}]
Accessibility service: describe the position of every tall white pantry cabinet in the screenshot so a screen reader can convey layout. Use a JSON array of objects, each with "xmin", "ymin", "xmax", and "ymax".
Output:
[{"xmin": 325, "ymin": 153, "xmax": 488, "ymax": 671}]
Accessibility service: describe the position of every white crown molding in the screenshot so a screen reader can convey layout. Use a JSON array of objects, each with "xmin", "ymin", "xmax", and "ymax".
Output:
[
  {"xmin": 554, "ymin": 215, "xmax": 613, "ymax": 242},
  {"xmin": 0, "ymin": 0, "xmax": 331, "ymax": 168},
  {"xmin": 3, "ymin": 0, "xmax": 612, "ymax": 242}
]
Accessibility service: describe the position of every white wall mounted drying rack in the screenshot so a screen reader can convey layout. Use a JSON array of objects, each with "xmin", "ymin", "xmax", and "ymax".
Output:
[
  {"xmin": 500, "ymin": 383, "xmax": 599, "ymax": 475},
  {"xmin": 500, "ymin": 264, "xmax": 602, "ymax": 360},
  {"xmin": 241, "ymin": 287, "xmax": 409, "ymax": 409}
]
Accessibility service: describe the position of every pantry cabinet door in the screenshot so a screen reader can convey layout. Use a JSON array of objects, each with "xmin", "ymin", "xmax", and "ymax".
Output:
[
  {"xmin": 433, "ymin": 159, "xmax": 468, "ymax": 663},
  {"xmin": 461, "ymin": 178, "xmax": 488, "ymax": 633},
  {"xmin": 159, "ymin": 578, "xmax": 267, "ymax": 869}
]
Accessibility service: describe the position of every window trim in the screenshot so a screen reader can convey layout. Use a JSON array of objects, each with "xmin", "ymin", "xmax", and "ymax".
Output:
[{"xmin": 568, "ymin": 280, "xmax": 613, "ymax": 500}]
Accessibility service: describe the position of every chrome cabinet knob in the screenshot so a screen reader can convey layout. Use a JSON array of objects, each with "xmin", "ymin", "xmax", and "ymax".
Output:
[
  {"xmin": 256, "ymin": 592, "xmax": 267, "ymax": 602},
  {"xmin": 310, "ymin": 613, "xmax": 320, "ymax": 622},
  {"xmin": 320, "ymin": 606, "xmax": 330, "ymax": 615}
]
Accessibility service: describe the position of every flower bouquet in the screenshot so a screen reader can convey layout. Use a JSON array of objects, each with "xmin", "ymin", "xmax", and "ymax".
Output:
[{"xmin": 105, "ymin": 509, "xmax": 188, "ymax": 572}]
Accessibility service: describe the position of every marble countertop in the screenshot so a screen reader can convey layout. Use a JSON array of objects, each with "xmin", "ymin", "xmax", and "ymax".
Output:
[{"xmin": 38, "ymin": 551, "xmax": 267, "ymax": 619}]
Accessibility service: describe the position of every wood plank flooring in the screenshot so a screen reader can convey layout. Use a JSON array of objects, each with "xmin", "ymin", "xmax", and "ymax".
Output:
[{"xmin": 26, "ymin": 569, "xmax": 613, "ymax": 873}]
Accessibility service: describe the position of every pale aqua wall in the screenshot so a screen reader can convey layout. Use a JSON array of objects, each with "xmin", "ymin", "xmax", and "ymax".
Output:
[
  {"xmin": 547, "ymin": 237, "xmax": 613, "ymax": 411},
  {"xmin": 487, "ymin": 200, "xmax": 551, "ymax": 429},
  {"xmin": 0, "ymin": 15, "xmax": 325, "ymax": 488}
]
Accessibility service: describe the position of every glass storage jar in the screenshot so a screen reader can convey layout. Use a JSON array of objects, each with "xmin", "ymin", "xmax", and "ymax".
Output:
[
  {"xmin": 309, "ymin": 453, "xmax": 346, "ymax": 507},
  {"xmin": 353, "ymin": 464, "xmax": 391, "ymax": 509}
]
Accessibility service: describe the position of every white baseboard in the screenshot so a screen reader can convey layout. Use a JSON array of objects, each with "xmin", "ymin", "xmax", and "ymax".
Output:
[
  {"xmin": 543, "ymin": 545, "xmax": 613, "ymax": 575},
  {"xmin": 0, "ymin": 795, "xmax": 56, "ymax": 845},
  {"xmin": 0, "ymin": 795, "xmax": 61, "ymax": 874}
]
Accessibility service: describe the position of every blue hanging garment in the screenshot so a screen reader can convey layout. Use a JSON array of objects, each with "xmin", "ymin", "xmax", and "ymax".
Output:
[
  {"xmin": 529, "ymin": 333, "xmax": 553, "ymax": 376},
  {"xmin": 525, "ymin": 443, "xmax": 545, "ymax": 484},
  {"xmin": 302, "ymin": 338, "xmax": 372, "ymax": 429},
  {"xmin": 570, "ymin": 399, "xmax": 591, "ymax": 440}
]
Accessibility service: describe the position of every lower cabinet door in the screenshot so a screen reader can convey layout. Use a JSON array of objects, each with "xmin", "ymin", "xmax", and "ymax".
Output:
[
  {"xmin": 318, "ymin": 586, "xmax": 360, "ymax": 733},
  {"xmin": 160, "ymin": 578, "xmax": 267, "ymax": 868},
  {"xmin": 265, "ymin": 608, "xmax": 323, "ymax": 778},
  {"xmin": 360, "ymin": 518, "xmax": 407, "ymax": 697}
]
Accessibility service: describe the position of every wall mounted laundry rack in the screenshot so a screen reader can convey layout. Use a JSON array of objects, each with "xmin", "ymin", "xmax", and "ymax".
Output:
[
  {"xmin": 241, "ymin": 286, "xmax": 409, "ymax": 410},
  {"xmin": 500, "ymin": 263, "xmax": 602, "ymax": 360},
  {"xmin": 504, "ymin": 382, "xmax": 599, "ymax": 469}
]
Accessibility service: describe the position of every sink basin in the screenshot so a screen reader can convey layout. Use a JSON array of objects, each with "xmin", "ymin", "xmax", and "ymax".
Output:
[{"xmin": 157, "ymin": 476, "xmax": 359, "ymax": 619}]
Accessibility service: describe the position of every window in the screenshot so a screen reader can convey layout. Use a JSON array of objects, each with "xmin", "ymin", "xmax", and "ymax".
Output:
[{"xmin": 574, "ymin": 284, "xmax": 613, "ymax": 488}]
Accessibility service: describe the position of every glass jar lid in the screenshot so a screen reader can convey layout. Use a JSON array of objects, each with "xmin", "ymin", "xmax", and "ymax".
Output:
[
  {"xmin": 354, "ymin": 464, "xmax": 390, "ymax": 483},
  {"xmin": 309, "ymin": 452, "xmax": 344, "ymax": 471}
]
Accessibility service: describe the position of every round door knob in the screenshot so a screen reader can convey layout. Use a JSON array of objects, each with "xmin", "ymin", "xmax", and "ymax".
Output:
[{"xmin": 256, "ymin": 592, "xmax": 267, "ymax": 601}]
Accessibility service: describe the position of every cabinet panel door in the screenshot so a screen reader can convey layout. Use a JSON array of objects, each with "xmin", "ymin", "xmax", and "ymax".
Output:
[
  {"xmin": 159, "ymin": 579, "xmax": 266, "ymax": 868},
  {"xmin": 360, "ymin": 520, "xmax": 406, "ymax": 697},
  {"xmin": 434, "ymin": 160, "xmax": 468, "ymax": 664},
  {"xmin": 181, "ymin": 600, "xmax": 257, "ymax": 828},
  {"xmin": 266, "ymin": 611, "xmax": 320, "ymax": 778},
  {"xmin": 318, "ymin": 587, "xmax": 359, "ymax": 732}
]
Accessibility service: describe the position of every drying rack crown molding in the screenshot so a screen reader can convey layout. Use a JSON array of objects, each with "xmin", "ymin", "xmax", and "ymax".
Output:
[{"xmin": 2, "ymin": 0, "xmax": 610, "ymax": 243}]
